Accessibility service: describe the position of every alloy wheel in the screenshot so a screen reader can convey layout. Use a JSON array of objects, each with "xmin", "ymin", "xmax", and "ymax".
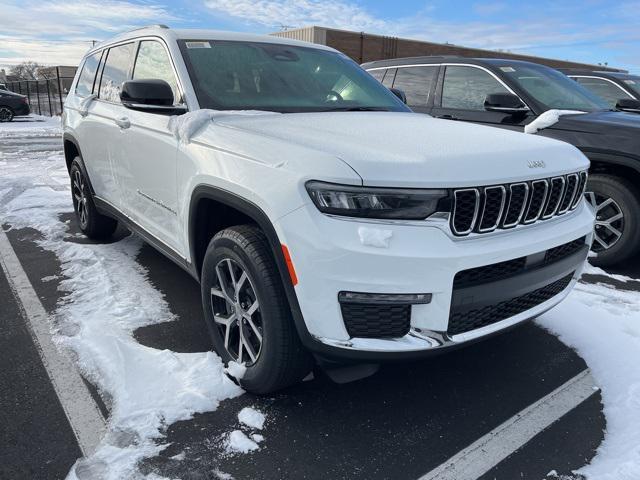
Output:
[
  {"xmin": 210, "ymin": 258, "xmax": 263, "ymax": 365},
  {"xmin": 72, "ymin": 169, "xmax": 89, "ymax": 228},
  {"xmin": 585, "ymin": 191, "xmax": 624, "ymax": 251}
]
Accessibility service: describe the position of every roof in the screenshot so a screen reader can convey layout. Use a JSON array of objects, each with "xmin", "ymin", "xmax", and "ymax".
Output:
[
  {"xmin": 363, "ymin": 56, "xmax": 543, "ymax": 69},
  {"xmin": 87, "ymin": 25, "xmax": 334, "ymax": 57}
]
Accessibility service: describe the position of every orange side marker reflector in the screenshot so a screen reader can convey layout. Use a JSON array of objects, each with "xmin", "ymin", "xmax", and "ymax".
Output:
[{"xmin": 281, "ymin": 244, "xmax": 298, "ymax": 286}]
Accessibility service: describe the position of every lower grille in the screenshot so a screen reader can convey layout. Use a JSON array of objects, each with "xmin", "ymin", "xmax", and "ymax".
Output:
[
  {"xmin": 448, "ymin": 273, "xmax": 573, "ymax": 336},
  {"xmin": 341, "ymin": 303, "xmax": 410, "ymax": 338}
]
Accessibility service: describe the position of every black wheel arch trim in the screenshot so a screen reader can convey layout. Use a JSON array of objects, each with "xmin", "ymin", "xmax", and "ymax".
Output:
[
  {"xmin": 63, "ymin": 133, "xmax": 97, "ymax": 196},
  {"xmin": 187, "ymin": 185, "xmax": 327, "ymax": 353},
  {"xmin": 581, "ymin": 149, "xmax": 640, "ymax": 175}
]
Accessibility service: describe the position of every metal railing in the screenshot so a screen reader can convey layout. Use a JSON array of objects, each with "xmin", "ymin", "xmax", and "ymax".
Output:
[{"xmin": 5, "ymin": 68, "xmax": 74, "ymax": 116}]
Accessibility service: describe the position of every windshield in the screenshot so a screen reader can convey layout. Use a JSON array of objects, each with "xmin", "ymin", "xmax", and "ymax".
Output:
[
  {"xmin": 178, "ymin": 40, "xmax": 409, "ymax": 113},
  {"xmin": 617, "ymin": 74, "xmax": 640, "ymax": 97},
  {"xmin": 497, "ymin": 63, "xmax": 611, "ymax": 111}
]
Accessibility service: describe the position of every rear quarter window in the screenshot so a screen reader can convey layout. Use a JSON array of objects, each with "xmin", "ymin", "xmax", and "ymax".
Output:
[{"xmin": 75, "ymin": 52, "xmax": 102, "ymax": 97}]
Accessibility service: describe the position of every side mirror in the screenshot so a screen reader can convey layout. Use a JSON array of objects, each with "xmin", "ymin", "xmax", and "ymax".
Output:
[
  {"xmin": 616, "ymin": 98, "xmax": 640, "ymax": 113},
  {"xmin": 484, "ymin": 93, "xmax": 529, "ymax": 115},
  {"xmin": 390, "ymin": 88, "xmax": 407, "ymax": 104},
  {"xmin": 120, "ymin": 79, "xmax": 187, "ymax": 114}
]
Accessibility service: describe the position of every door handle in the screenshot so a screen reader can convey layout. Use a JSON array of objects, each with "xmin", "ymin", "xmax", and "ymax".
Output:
[
  {"xmin": 114, "ymin": 116, "xmax": 130, "ymax": 129},
  {"xmin": 436, "ymin": 114, "xmax": 458, "ymax": 120}
]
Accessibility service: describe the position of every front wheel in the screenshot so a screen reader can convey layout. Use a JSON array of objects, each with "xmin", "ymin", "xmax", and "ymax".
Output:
[
  {"xmin": 586, "ymin": 174, "xmax": 640, "ymax": 267},
  {"xmin": 201, "ymin": 225, "xmax": 313, "ymax": 394}
]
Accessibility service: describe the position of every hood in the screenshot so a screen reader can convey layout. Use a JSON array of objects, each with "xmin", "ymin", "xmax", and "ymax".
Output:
[
  {"xmin": 550, "ymin": 110, "xmax": 640, "ymax": 133},
  {"xmin": 0, "ymin": 90, "xmax": 25, "ymax": 98},
  {"xmin": 209, "ymin": 111, "xmax": 589, "ymax": 188}
]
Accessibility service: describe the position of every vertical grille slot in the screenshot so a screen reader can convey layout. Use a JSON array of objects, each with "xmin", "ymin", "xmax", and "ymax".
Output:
[
  {"xmin": 502, "ymin": 183, "xmax": 529, "ymax": 228},
  {"xmin": 478, "ymin": 186, "xmax": 506, "ymax": 232},
  {"xmin": 571, "ymin": 171, "xmax": 588, "ymax": 210},
  {"xmin": 452, "ymin": 189, "xmax": 480, "ymax": 235},
  {"xmin": 558, "ymin": 173, "xmax": 578, "ymax": 214},
  {"xmin": 523, "ymin": 179, "xmax": 548, "ymax": 223},
  {"xmin": 542, "ymin": 177, "xmax": 565, "ymax": 219}
]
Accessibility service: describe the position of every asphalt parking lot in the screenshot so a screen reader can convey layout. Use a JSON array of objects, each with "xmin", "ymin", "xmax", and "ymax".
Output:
[{"xmin": 1, "ymin": 119, "xmax": 639, "ymax": 480}]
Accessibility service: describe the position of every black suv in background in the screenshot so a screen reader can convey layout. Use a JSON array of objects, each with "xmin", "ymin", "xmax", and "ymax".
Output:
[
  {"xmin": 363, "ymin": 56, "xmax": 640, "ymax": 266},
  {"xmin": 558, "ymin": 69, "xmax": 640, "ymax": 113},
  {"xmin": 0, "ymin": 89, "xmax": 30, "ymax": 122}
]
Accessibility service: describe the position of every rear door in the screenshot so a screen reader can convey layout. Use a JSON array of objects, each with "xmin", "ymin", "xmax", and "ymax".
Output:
[
  {"xmin": 390, "ymin": 65, "xmax": 439, "ymax": 114},
  {"xmin": 431, "ymin": 64, "xmax": 532, "ymax": 130}
]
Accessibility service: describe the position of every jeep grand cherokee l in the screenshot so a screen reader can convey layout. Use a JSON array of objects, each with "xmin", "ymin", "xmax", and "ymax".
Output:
[
  {"xmin": 364, "ymin": 57, "xmax": 640, "ymax": 266},
  {"xmin": 63, "ymin": 26, "xmax": 594, "ymax": 393},
  {"xmin": 558, "ymin": 69, "xmax": 640, "ymax": 113}
]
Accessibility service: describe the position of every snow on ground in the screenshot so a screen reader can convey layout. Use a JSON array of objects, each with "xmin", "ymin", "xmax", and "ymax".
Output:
[
  {"xmin": 537, "ymin": 276, "xmax": 640, "ymax": 480},
  {"xmin": 0, "ymin": 115, "xmax": 62, "ymax": 136},
  {"xmin": 238, "ymin": 407, "xmax": 266, "ymax": 430},
  {"xmin": 0, "ymin": 120, "xmax": 249, "ymax": 479},
  {"xmin": 224, "ymin": 430, "xmax": 261, "ymax": 454}
]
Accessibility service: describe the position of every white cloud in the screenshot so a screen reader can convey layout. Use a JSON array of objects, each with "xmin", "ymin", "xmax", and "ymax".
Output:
[
  {"xmin": 0, "ymin": 0, "xmax": 176, "ymax": 67},
  {"xmin": 204, "ymin": 0, "xmax": 389, "ymax": 31}
]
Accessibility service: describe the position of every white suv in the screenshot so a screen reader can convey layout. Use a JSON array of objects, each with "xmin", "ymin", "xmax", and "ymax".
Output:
[{"xmin": 63, "ymin": 26, "xmax": 595, "ymax": 393}]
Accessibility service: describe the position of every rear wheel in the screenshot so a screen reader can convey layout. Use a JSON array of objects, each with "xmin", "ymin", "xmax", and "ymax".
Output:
[
  {"xmin": 70, "ymin": 158, "xmax": 118, "ymax": 240},
  {"xmin": 586, "ymin": 174, "xmax": 640, "ymax": 267},
  {"xmin": 201, "ymin": 225, "xmax": 313, "ymax": 394},
  {"xmin": 0, "ymin": 106, "xmax": 14, "ymax": 122}
]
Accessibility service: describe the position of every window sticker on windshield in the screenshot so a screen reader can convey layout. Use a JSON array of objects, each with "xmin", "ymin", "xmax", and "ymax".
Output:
[
  {"xmin": 186, "ymin": 41, "xmax": 211, "ymax": 49},
  {"xmin": 500, "ymin": 67, "xmax": 516, "ymax": 72},
  {"xmin": 624, "ymin": 79, "xmax": 636, "ymax": 85}
]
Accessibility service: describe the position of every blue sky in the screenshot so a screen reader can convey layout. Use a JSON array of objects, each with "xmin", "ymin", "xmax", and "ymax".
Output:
[{"xmin": 1, "ymin": 0, "xmax": 638, "ymax": 74}]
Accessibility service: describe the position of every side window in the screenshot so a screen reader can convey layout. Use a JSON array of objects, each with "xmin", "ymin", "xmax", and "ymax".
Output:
[
  {"xmin": 382, "ymin": 68, "xmax": 396, "ymax": 88},
  {"xmin": 75, "ymin": 52, "xmax": 102, "ymax": 97},
  {"xmin": 133, "ymin": 40, "xmax": 180, "ymax": 104},
  {"xmin": 442, "ymin": 66, "xmax": 509, "ymax": 110},
  {"xmin": 367, "ymin": 69, "xmax": 385, "ymax": 83},
  {"xmin": 574, "ymin": 77, "xmax": 632, "ymax": 107},
  {"xmin": 392, "ymin": 66, "xmax": 438, "ymax": 108},
  {"xmin": 99, "ymin": 43, "xmax": 135, "ymax": 103}
]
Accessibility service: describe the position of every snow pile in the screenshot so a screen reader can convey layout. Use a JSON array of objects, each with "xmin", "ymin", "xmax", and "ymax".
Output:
[
  {"xmin": 1, "ymin": 132, "xmax": 244, "ymax": 479},
  {"xmin": 167, "ymin": 109, "xmax": 280, "ymax": 144},
  {"xmin": 238, "ymin": 407, "xmax": 266, "ymax": 430},
  {"xmin": 524, "ymin": 110, "xmax": 586, "ymax": 134},
  {"xmin": 537, "ymin": 273, "xmax": 640, "ymax": 480},
  {"xmin": 224, "ymin": 430, "xmax": 261, "ymax": 454},
  {"xmin": 0, "ymin": 115, "xmax": 61, "ymax": 135},
  {"xmin": 358, "ymin": 226, "xmax": 393, "ymax": 248}
]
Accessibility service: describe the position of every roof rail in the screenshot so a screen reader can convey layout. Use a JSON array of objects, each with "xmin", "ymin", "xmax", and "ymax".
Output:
[{"xmin": 128, "ymin": 24, "xmax": 169, "ymax": 33}]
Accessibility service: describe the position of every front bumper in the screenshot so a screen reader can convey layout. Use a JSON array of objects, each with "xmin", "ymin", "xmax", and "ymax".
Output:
[{"xmin": 275, "ymin": 200, "xmax": 594, "ymax": 361}]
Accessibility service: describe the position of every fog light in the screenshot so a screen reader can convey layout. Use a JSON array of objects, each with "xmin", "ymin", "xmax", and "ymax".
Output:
[{"xmin": 338, "ymin": 291, "xmax": 432, "ymax": 305}]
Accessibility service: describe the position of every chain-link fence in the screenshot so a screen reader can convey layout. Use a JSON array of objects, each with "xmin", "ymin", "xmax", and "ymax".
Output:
[{"xmin": 5, "ymin": 68, "xmax": 74, "ymax": 116}]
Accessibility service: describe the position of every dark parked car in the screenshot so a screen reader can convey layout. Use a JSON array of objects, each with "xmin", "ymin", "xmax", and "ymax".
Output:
[
  {"xmin": 558, "ymin": 69, "xmax": 640, "ymax": 113},
  {"xmin": 0, "ymin": 89, "xmax": 30, "ymax": 122},
  {"xmin": 362, "ymin": 57, "xmax": 640, "ymax": 266}
]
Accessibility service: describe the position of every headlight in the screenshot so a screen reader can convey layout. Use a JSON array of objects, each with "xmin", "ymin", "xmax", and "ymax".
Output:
[{"xmin": 305, "ymin": 181, "xmax": 450, "ymax": 220}]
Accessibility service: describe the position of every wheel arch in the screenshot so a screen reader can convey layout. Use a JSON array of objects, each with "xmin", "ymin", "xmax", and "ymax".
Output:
[
  {"xmin": 188, "ymin": 185, "xmax": 313, "ymax": 345},
  {"xmin": 584, "ymin": 151, "xmax": 640, "ymax": 186},
  {"xmin": 62, "ymin": 133, "xmax": 97, "ymax": 195}
]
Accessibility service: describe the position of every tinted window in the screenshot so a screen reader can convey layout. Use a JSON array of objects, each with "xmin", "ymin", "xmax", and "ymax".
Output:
[
  {"xmin": 76, "ymin": 52, "xmax": 102, "ymax": 97},
  {"xmin": 133, "ymin": 40, "xmax": 180, "ymax": 104},
  {"xmin": 393, "ymin": 66, "xmax": 437, "ymax": 108},
  {"xmin": 442, "ymin": 66, "xmax": 509, "ymax": 110},
  {"xmin": 498, "ymin": 64, "xmax": 609, "ymax": 111},
  {"xmin": 574, "ymin": 77, "xmax": 632, "ymax": 107},
  {"xmin": 368, "ymin": 69, "xmax": 385, "ymax": 82},
  {"xmin": 99, "ymin": 43, "xmax": 135, "ymax": 103},
  {"xmin": 179, "ymin": 41, "xmax": 408, "ymax": 113}
]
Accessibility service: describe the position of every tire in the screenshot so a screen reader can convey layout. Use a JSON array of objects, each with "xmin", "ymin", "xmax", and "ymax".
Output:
[
  {"xmin": 0, "ymin": 106, "xmax": 14, "ymax": 122},
  {"xmin": 586, "ymin": 173, "xmax": 640, "ymax": 267},
  {"xmin": 201, "ymin": 225, "xmax": 313, "ymax": 394},
  {"xmin": 70, "ymin": 158, "xmax": 118, "ymax": 240}
]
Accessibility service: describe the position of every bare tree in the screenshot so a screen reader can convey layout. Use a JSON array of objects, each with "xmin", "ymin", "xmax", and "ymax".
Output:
[{"xmin": 9, "ymin": 61, "xmax": 41, "ymax": 80}]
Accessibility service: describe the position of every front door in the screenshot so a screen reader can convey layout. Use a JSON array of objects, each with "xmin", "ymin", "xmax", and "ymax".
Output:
[{"xmin": 431, "ymin": 65, "xmax": 532, "ymax": 131}]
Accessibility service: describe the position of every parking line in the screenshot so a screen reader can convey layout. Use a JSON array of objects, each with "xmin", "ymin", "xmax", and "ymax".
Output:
[
  {"xmin": 0, "ymin": 227, "xmax": 106, "ymax": 456},
  {"xmin": 418, "ymin": 369, "xmax": 597, "ymax": 480}
]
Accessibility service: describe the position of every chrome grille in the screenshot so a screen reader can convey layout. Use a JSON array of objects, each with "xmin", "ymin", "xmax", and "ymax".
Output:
[{"xmin": 450, "ymin": 171, "xmax": 587, "ymax": 236}]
